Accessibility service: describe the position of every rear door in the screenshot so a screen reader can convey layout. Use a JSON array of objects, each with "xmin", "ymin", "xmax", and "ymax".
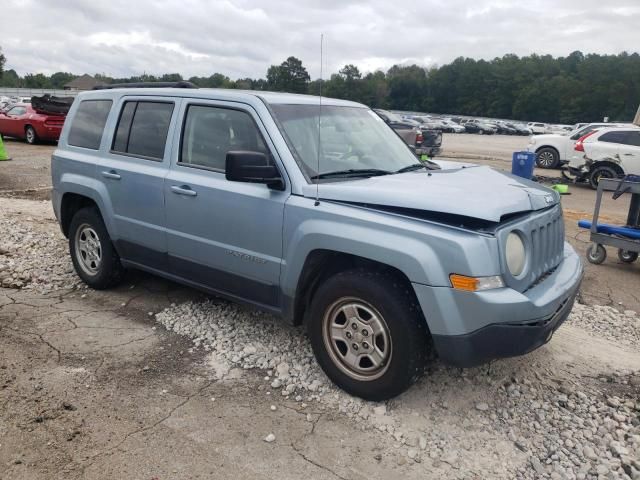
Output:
[
  {"xmin": 98, "ymin": 96, "xmax": 180, "ymax": 270},
  {"xmin": 619, "ymin": 130, "xmax": 640, "ymax": 175},
  {"xmin": 164, "ymin": 100, "xmax": 287, "ymax": 310}
]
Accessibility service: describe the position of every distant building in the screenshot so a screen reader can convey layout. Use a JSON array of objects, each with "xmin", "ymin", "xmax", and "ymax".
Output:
[{"xmin": 63, "ymin": 74, "xmax": 107, "ymax": 91}]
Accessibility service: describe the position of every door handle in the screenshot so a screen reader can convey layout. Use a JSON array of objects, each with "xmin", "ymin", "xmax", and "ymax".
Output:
[
  {"xmin": 623, "ymin": 153, "xmax": 634, "ymax": 156},
  {"xmin": 101, "ymin": 170, "xmax": 121, "ymax": 180},
  {"xmin": 171, "ymin": 185, "xmax": 197, "ymax": 197}
]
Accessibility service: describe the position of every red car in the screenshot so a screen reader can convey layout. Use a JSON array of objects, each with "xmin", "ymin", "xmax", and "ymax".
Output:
[{"xmin": 0, "ymin": 103, "xmax": 66, "ymax": 144}]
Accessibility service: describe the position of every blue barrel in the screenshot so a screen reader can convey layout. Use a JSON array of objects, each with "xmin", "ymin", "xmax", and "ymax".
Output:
[{"xmin": 512, "ymin": 151, "xmax": 536, "ymax": 179}]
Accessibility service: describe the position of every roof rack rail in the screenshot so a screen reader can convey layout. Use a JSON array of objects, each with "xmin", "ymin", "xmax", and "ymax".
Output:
[{"xmin": 93, "ymin": 81, "xmax": 198, "ymax": 90}]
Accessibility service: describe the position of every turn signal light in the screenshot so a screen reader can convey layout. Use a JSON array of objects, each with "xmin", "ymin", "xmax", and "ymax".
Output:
[{"xmin": 450, "ymin": 274, "xmax": 505, "ymax": 292}]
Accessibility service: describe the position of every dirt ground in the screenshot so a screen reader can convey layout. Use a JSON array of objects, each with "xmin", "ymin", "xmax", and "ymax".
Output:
[{"xmin": 0, "ymin": 137, "xmax": 639, "ymax": 479}]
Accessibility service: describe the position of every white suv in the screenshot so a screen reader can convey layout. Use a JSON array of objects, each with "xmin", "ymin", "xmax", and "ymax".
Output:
[
  {"xmin": 564, "ymin": 127, "xmax": 640, "ymax": 188},
  {"xmin": 528, "ymin": 123, "xmax": 632, "ymax": 169},
  {"xmin": 527, "ymin": 122, "xmax": 548, "ymax": 135}
]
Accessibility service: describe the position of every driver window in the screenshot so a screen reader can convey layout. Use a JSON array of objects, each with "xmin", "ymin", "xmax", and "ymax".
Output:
[{"xmin": 180, "ymin": 105, "xmax": 269, "ymax": 172}]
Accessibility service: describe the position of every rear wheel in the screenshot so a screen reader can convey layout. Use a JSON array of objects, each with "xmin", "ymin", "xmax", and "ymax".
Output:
[
  {"xmin": 69, "ymin": 207, "xmax": 125, "ymax": 289},
  {"xmin": 589, "ymin": 165, "xmax": 618, "ymax": 190},
  {"xmin": 25, "ymin": 126, "xmax": 37, "ymax": 145},
  {"xmin": 586, "ymin": 243, "xmax": 607, "ymax": 265},
  {"xmin": 478, "ymin": 129, "xmax": 484, "ymax": 135},
  {"xmin": 307, "ymin": 269, "xmax": 428, "ymax": 401},
  {"xmin": 618, "ymin": 249, "xmax": 638, "ymax": 263}
]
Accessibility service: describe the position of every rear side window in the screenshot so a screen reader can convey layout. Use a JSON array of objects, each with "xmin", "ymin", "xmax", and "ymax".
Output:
[
  {"xmin": 68, "ymin": 100, "xmax": 112, "ymax": 150},
  {"xmin": 179, "ymin": 105, "xmax": 268, "ymax": 171},
  {"xmin": 112, "ymin": 101, "xmax": 174, "ymax": 160},
  {"xmin": 600, "ymin": 131, "xmax": 632, "ymax": 145},
  {"xmin": 627, "ymin": 131, "xmax": 640, "ymax": 147}
]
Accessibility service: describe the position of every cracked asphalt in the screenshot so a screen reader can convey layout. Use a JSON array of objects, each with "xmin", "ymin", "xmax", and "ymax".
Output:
[{"xmin": 0, "ymin": 141, "xmax": 639, "ymax": 479}]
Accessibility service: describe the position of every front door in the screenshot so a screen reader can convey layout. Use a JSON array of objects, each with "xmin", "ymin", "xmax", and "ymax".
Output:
[
  {"xmin": 165, "ymin": 100, "xmax": 288, "ymax": 310},
  {"xmin": 1, "ymin": 106, "xmax": 27, "ymax": 138},
  {"xmin": 98, "ymin": 97, "xmax": 180, "ymax": 269}
]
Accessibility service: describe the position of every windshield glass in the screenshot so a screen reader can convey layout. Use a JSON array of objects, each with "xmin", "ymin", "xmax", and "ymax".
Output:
[{"xmin": 271, "ymin": 104, "xmax": 420, "ymax": 182}]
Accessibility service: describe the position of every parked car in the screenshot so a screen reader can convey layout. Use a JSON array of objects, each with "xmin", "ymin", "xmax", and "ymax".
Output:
[
  {"xmin": 528, "ymin": 122, "xmax": 548, "ymax": 135},
  {"xmin": 0, "ymin": 103, "xmax": 66, "ymax": 143},
  {"xmin": 441, "ymin": 119, "xmax": 465, "ymax": 133},
  {"xmin": 528, "ymin": 122, "xmax": 633, "ymax": 168},
  {"xmin": 52, "ymin": 84, "xmax": 582, "ymax": 400},
  {"xmin": 374, "ymin": 109, "xmax": 442, "ymax": 157},
  {"xmin": 505, "ymin": 122, "xmax": 532, "ymax": 136},
  {"xmin": 563, "ymin": 127, "xmax": 640, "ymax": 189},
  {"xmin": 493, "ymin": 121, "xmax": 517, "ymax": 135},
  {"xmin": 462, "ymin": 119, "xmax": 497, "ymax": 135}
]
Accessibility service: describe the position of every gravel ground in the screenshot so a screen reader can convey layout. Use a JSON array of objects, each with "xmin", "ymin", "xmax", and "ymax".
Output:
[
  {"xmin": 0, "ymin": 214, "xmax": 83, "ymax": 293},
  {"xmin": 1, "ymin": 201, "xmax": 639, "ymax": 479},
  {"xmin": 569, "ymin": 303, "xmax": 640, "ymax": 349},
  {"xmin": 156, "ymin": 299, "xmax": 640, "ymax": 479}
]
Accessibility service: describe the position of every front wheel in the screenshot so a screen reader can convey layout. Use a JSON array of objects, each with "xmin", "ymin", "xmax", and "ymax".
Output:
[
  {"xmin": 69, "ymin": 207, "xmax": 125, "ymax": 289},
  {"xmin": 307, "ymin": 269, "xmax": 428, "ymax": 401},
  {"xmin": 25, "ymin": 126, "xmax": 38, "ymax": 145},
  {"xmin": 618, "ymin": 249, "xmax": 638, "ymax": 264},
  {"xmin": 536, "ymin": 147, "xmax": 559, "ymax": 169},
  {"xmin": 478, "ymin": 130, "xmax": 484, "ymax": 135}
]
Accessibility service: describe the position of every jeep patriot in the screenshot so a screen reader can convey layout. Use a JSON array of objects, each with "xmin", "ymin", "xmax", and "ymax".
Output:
[{"xmin": 52, "ymin": 83, "xmax": 583, "ymax": 400}]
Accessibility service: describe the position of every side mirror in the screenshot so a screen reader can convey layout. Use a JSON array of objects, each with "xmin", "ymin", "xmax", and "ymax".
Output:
[{"xmin": 225, "ymin": 151, "xmax": 284, "ymax": 190}]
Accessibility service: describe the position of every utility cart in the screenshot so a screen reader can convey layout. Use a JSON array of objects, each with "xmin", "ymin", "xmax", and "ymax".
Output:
[{"xmin": 578, "ymin": 177, "xmax": 640, "ymax": 265}]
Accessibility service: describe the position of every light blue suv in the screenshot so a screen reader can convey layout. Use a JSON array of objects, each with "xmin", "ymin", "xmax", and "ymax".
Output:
[{"xmin": 51, "ymin": 83, "xmax": 583, "ymax": 400}]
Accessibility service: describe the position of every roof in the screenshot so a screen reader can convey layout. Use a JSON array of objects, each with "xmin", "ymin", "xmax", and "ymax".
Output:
[
  {"xmin": 76, "ymin": 87, "xmax": 365, "ymax": 108},
  {"xmin": 64, "ymin": 74, "xmax": 107, "ymax": 90}
]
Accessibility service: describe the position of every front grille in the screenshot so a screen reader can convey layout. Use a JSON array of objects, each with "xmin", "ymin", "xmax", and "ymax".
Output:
[
  {"xmin": 529, "ymin": 210, "xmax": 564, "ymax": 286},
  {"xmin": 500, "ymin": 204, "xmax": 565, "ymax": 292}
]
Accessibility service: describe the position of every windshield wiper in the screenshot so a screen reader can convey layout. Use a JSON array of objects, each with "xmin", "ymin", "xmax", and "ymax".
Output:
[
  {"xmin": 311, "ymin": 168, "xmax": 392, "ymax": 180},
  {"xmin": 396, "ymin": 163, "xmax": 427, "ymax": 173}
]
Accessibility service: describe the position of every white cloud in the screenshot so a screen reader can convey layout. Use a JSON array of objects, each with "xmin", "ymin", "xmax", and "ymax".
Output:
[{"xmin": 2, "ymin": 0, "xmax": 638, "ymax": 79}]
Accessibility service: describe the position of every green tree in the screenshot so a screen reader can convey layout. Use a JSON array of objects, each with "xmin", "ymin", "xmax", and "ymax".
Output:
[
  {"xmin": 0, "ymin": 46, "xmax": 5, "ymax": 79},
  {"xmin": 49, "ymin": 72, "xmax": 75, "ymax": 89},
  {"xmin": 267, "ymin": 56, "xmax": 310, "ymax": 93}
]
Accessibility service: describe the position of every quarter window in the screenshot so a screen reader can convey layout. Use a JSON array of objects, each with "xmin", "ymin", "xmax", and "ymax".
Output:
[
  {"xmin": 180, "ymin": 105, "xmax": 269, "ymax": 171},
  {"xmin": 68, "ymin": 100, "xmax": 113, "ymax": 150},
  {"xmin": 112, "ymin": 101, "xmax": 174, "ymax": 160}
]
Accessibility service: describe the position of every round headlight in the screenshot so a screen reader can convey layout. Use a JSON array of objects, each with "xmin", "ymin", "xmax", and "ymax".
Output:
[{"xmin": 506, "ymin": 232, "xmax": 526, "ymax": 277}]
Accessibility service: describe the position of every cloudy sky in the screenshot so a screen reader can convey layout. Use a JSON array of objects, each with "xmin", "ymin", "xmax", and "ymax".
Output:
[{"xmin": 3, "ymin": 0, "xmax": 639, "ymax": 79}]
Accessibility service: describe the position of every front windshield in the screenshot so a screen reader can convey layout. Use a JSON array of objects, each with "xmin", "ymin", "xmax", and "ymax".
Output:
[{"xmin": 271, "ymin": 104, "xmax": 421, "ymax": 182}]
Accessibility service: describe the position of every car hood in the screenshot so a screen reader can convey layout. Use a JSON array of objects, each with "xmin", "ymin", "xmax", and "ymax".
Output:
[
  {"xmin": 531, "ymin": 133, "xmax": 568, "ymax": 142},
  {"xmin": 302, "ymin": 163, "xmax": 559, "ymax": 223}
]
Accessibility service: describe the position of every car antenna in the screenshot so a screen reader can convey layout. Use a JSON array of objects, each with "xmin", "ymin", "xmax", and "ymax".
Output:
[{"xmin": 315, "ymin": 33, "xmax": 324, "ymax": 207}]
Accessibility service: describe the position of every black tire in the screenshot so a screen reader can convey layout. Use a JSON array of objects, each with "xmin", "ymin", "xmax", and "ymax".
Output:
[
  {"xmin": 589, "ymin": 165, "xmax": 618, "ymax": 190},
  {"xmin": 478, "ymin": 130, "xmax": 484, "ymax": 135},
  {"xmin": 68, "ymin": 207, "xmax": 125, "ymax": 289},
  {"xmin": 536, "ymin": 147, "xmax": 559, "ymax": 169},
  {"xmin": 586, "ymin": 243, "xmax": 607, "ymax": 265},
  {"xmin": 618, "ymin": 249, "xmax": 638, "ymax": 264},
  {"xmin": 307, "ymin": 269, "xmax": 428, "ymax": 401},
  {"xmin": 25, "ymin": 126, "xmax": 38, "ymax": 145}
]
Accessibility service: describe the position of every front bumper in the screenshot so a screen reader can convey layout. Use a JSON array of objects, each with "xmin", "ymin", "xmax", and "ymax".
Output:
[{"xmin": 413, "ymin": 242, "xmax": 583, "ymax": 367}]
